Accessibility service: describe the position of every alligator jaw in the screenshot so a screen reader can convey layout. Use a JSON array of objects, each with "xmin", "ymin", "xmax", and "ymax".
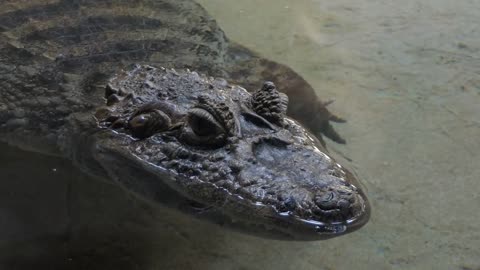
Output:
[{"xmin": 92, "ymin": 129, "xmax": 370, "ymax": 241}]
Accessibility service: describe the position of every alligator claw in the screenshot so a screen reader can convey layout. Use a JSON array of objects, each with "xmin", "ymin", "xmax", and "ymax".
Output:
[{"xmin": 322, "ymin": 122, "xmax": 346, "ymax": 144}]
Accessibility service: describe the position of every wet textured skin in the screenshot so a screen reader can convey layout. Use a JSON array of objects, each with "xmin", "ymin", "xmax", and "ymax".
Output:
[{"xmin": 0, "ymin": 0, "xmax": 370, "ymax": 240}]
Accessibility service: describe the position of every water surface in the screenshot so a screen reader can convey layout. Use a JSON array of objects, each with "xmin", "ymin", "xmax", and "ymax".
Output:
[{"xmin": 1, "ymin": 0, "xmax": 479, "ymax": 269}]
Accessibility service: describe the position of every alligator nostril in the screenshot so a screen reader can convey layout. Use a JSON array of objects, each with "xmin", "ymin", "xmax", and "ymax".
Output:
[
  {"xmin": 321, "ymin": 192, "xmax": 335, "ymax": 202},
  {"xmin": 315, "ymin": 192, "xmax": 337, "ymax": 210},
  {"xmin": 337, "ymin": 199, "xmax": 350, "ymax": 210}
]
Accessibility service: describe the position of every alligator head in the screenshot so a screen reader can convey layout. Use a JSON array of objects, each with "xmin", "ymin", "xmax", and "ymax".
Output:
[{"xmin": 91, "ymin": 65, "xmax": 370, "ymax": 240}]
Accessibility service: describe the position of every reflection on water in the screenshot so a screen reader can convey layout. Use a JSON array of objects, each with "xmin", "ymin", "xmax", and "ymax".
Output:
[{"xmin": 1, "ymin": 0, "xmax": 480, "ymax": 269}]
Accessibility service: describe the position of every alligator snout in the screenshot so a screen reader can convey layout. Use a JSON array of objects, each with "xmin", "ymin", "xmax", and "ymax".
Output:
[
  {"xmin": 231, "ymin": 133, "xmax": 368, "ymax": 231},
  {"xmin": 313, "ymin": 185, "xmax": 365, "ymax": 223}
]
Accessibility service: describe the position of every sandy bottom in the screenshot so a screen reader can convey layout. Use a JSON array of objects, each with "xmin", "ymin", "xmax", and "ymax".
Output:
[
  {"xmin": 1, "ymin": 0, "xmax": 479, "ymax": 269},
  {"xmin": 196, "ymin": 1, "xmax": 480, "ymax": 269}
]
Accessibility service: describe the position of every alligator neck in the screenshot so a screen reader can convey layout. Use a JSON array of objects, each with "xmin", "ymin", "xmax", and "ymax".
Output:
[
  {"xmin": 0, "ymin": 37, "xmax": 102, "ymax": 155},
  {"xmin": 0, "ymin": 0, "xmax": 229, "ymax": 155}
]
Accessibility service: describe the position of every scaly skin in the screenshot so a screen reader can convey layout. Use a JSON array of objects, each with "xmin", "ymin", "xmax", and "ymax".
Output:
[
  {"xmin": 76, "ymin": 65, "xmax": 369, "ymax": 240},
  {"xmin": 0, "ymin": 0, "xmax": 370, "ymax": 240}
]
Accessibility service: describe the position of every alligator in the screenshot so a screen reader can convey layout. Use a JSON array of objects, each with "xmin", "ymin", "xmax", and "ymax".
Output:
[{"xmin": 0, "ymin": 0, "xmax": 370, "ymax": 240}]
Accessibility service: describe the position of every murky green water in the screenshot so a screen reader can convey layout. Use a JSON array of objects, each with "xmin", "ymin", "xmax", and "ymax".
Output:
[{"xmin": 1, "ymin": 0, "xmax": 479, "ymax": 269}]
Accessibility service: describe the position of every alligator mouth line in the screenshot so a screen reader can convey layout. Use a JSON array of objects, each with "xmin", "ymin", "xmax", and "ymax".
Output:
[{"xmin": 98, "ymin": 138, "xmax": 369, "ymax": 240}]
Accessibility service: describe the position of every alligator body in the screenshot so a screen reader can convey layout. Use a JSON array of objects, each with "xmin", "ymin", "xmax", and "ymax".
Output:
[{"xmin": 0, "ymin": 0, "xmax": 370, "ymax": 240}]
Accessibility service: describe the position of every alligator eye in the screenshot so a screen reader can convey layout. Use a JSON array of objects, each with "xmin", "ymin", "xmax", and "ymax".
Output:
[
  {"xmin": 180, "ymin": 108, "xmax": 227, "ymax": 146},
  {"xmin": 189, "ymin": 108, "xmax": 224, "ymax": 136},
  {"xmin": 128, "ymin": 110, "xmax": 171, "ymax": 139}
]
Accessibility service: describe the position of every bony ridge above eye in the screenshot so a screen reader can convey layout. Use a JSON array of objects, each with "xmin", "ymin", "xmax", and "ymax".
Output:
[{"xmin": 128, "ymin": 109, "xmax": 172, "ymax": 139}]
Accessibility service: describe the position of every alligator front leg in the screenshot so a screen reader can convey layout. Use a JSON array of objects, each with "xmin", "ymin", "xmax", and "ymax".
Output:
[{"xmin": 224, "ymin": 43, "xmax": 346, "ymax": 146}]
